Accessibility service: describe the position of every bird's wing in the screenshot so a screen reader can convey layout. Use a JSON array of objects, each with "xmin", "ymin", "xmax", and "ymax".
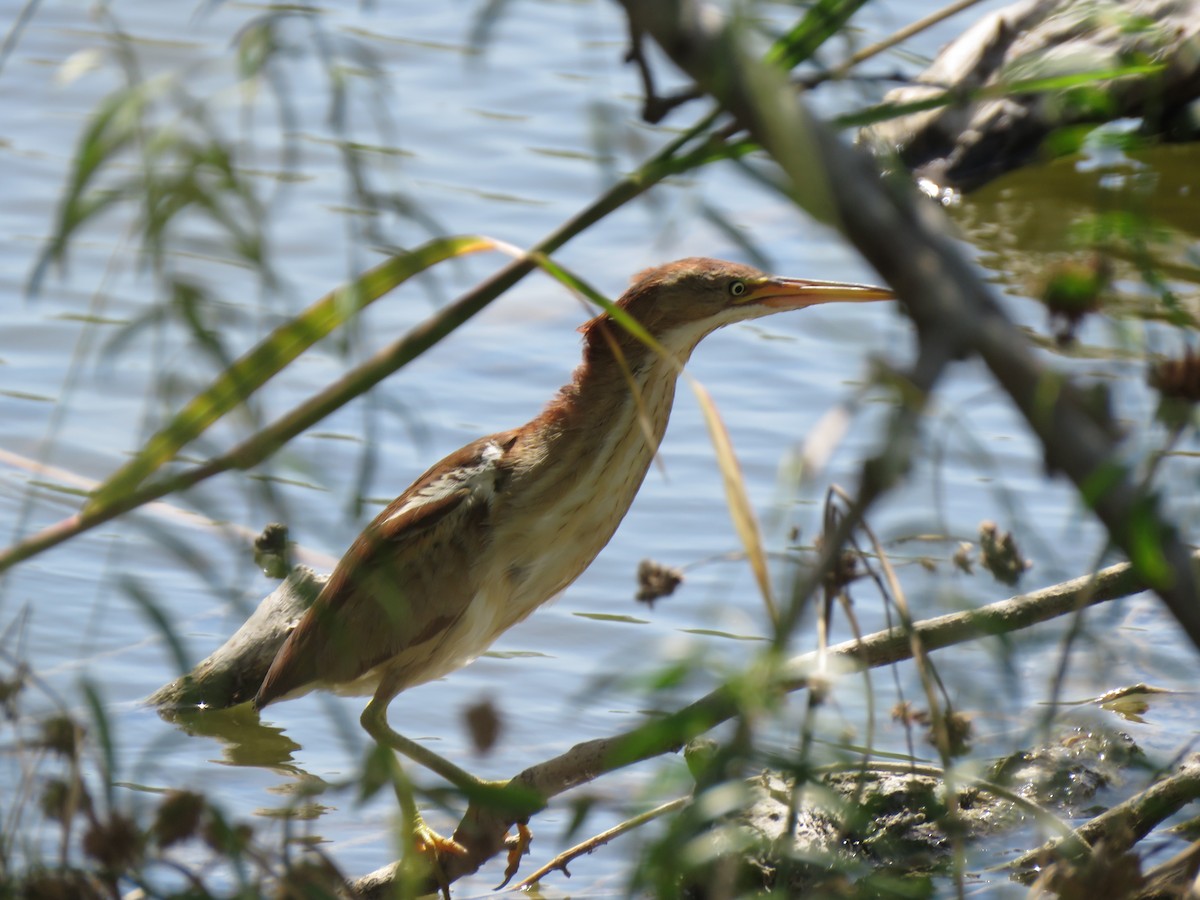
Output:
[{"xmin": 255, "ymin": 430, "xmax": 519, "ymax": 707}]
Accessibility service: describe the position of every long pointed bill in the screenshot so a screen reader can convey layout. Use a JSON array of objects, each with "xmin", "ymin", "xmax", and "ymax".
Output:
[{"xmin": 743, "ymin": 276, "xmax": 894, "ymax": 310}]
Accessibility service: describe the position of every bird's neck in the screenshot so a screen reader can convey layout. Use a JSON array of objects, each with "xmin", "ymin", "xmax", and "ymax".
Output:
[
  {"xmin": 483, "ymin": 317, "xmax": 710, "ymax": 604},
  {"xmin": 504, "ymin": 317, "xmax": 710, "ymax": 550},
  {"xmin": 543, "ymin": 320, "xmax": 695, "ymax": 460}
]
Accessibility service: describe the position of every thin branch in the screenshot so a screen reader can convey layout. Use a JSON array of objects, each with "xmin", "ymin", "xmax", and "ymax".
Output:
[
  {"xmin": 0, "ymin": 119, "xmax": 728, "ymax": 576},
  {"xmin": 1009, "ymin": 753, "xmax": 1200, "ymax": 880},
  {"xmin": 832, "ymin": 0, "xmax": 990, "ymax": 76},
  {"xmin": 618, "ymin": 0, "xmax": 1200, "ymax": 653},
  {"xmin": 1135, "ymin": 838, "xmax": 1200, "ymax": 900},
  {"xmin": 508, "ymin": 796, "xmax": 690, "ymax": 891},
  {"xmin": 350, "ymin": 551, "xmax": 1191, "ymax": 896}
]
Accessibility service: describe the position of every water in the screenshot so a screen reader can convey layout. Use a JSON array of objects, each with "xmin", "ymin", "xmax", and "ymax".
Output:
[{"xmin": 1, "ymin": 1, "xmax": 1198, "ymax": 895}]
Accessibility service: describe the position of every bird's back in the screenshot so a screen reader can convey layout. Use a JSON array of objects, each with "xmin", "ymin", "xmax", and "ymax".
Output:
[{"xmin": 255, "ymin": 431, "xmax": 519, "ymax": 708}]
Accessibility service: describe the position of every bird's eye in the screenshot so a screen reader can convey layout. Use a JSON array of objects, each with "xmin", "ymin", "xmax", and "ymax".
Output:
[{"xmin": 729, "ymin": 280, "xmax": 746, "ymax": 297}]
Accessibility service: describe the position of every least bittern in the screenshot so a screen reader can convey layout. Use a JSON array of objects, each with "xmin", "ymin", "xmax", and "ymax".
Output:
[{"xmin": 254, "ymin": 257, "xmax": 891, "ymax": 878}]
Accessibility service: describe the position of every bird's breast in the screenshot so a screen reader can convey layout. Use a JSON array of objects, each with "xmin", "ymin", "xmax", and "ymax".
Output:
[
  {"xmin": 489, "ymin": 398, "xmax": 670, "ymax": 618},
  {"xmin": 416, "ymin": 361, "xmax": 681, "ymax": 676}
]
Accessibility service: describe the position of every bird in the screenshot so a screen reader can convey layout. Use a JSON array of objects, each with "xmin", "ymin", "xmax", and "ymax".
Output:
[{"xmin": 253, "ymin": 256, "xmax": 891, "ymax": 877}]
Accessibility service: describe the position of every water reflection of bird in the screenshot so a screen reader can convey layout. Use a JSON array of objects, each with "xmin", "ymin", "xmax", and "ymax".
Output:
[{"xmin": 253, "ymin": 257, "xmax": 892, "ymax": 876}]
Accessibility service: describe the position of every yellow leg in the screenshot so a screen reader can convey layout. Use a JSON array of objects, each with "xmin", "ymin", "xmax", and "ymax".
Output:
[
  {"xmin": 408, "ymin": 811, "xmax": 465, "ymax": 900},
  {"xmin": 361, "ymin": 698, "xmax": 484, "ymax": 790},
  {"xmin": 498, "ymin": 821, "xmax": 533, "ymax": 889},
  {"xmin": 362, "ymin": 697, "xmax": 535, "ymax": 894},
  {"xmin": 381, "ymin": 741, "xmax": 465, "ymax": 900}
]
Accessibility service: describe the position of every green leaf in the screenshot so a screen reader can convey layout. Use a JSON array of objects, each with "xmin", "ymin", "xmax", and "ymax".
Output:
[
  {"xmin": 768, "ymin": 0, "xmax": 871, "ymax": 69},
  {"xmin": 1125, "ymin": 495, "xmax": 1172, "ymax": 589},
  {"xmin": 86, "ymin": 235, "xmax": 495, "ymax": 512},
  {"xmin": 526, "ymin": 251, "xmax": 662, "ymax": 352},
  {"xmin": 124, "ymin": 576, "xmax": 193, "ymax": 678},
  {"xmin": 32, "ymin": 83, "xmax": 162, "ymax": 284},
  {"xmin": 81, "ymin": 681, "xmax": 117, "ymax": 808}
]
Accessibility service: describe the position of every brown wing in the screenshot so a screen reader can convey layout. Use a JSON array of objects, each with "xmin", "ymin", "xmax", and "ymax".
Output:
[{"xmin": 255, "ymin": 429, "xmax": 519, "ymax": 708}]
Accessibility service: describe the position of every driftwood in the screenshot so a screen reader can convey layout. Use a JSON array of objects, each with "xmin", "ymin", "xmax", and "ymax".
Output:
[
  {"xmin": 859, "ymin": 0, "xmax": 1200, "ymax": 192},
  {"xmin": 147, "ymin": 565, "xmax": 326, "ymax": 710}
]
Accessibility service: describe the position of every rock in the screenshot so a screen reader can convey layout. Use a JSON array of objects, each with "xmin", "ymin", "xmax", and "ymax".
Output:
[
  {"xmin": 860, "ymin": 0, "xmax": 1200, "ymax": 192},
  {"xmin": 698, "ymin": 728, "xmax": 1144, "ymax": 893}
]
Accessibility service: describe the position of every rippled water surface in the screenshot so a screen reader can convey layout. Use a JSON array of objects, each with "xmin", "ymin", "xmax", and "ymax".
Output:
[{"xmin": 2, "ymin": 1, "xmax": 1198, "ymax": 894}]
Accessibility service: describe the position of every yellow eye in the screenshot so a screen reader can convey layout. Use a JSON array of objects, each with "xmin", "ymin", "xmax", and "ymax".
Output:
[{"xmin": 729, "ymin": 280, "xmax": 746, "ymax": 297}]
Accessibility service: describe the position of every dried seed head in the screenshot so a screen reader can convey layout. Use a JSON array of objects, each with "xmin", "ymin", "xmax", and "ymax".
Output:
[
  {"xmin": 39, "ymin": 778, "xmax": 92, "ymax": 824},
  {"xmin": 202, "ymin": 814, "xmax": 253, "ymax": 856},
  {"xmin": 1150, "ymin": 350, "xmax": 1200, "ymax": 403},
  {"xmin": 82, "ymin": 813, "xmax": 142, "ymax": 872},
  {"xmin": 39, "ymin": 715, "xmax": 83, "ymax": 758},
  {"xmin": 952, "ymin": 542, "xmax": 975, "ymax": 574},
  {"xmin": 825, "ymin": 548, "xmax": 859, "ymax": 596},
  {"xmin": 462, "ymin": 696, "xmax": 502, "ymax": 755},
  {"xmin": 153, "ymin": 790, "xmax": 206, "ymax": 848},
  {"xmin": 891, "ymin": 701, "xmax": 930, "ymax": 727},
  {"xmin": 635, "ymin": 558, "xmax": 684, "ymax": 606},
  {"xmin": 938, "ymin": 709, "xmax": 974, "ymax": 758},
  {"xmin": 978, "ymin": 521, "xmax": 1031, "ymax": 586}
]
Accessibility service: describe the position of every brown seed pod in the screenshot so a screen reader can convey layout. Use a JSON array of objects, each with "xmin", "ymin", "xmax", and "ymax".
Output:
[
  {"xmin": 635, "ymin": 558, "xmax": 684, "ymax": 605},
  {"xmin": 1149, "ymin": 349, "xmax": 1200, "ymax": 403}
]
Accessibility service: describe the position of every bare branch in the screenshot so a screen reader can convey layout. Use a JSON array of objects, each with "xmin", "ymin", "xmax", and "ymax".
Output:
[
  {"xmin": 1012, "ymin": 753, "xmax": 1200, "ymax": 881},
  {"xmin": 350, "ymin": 551, "xmax": 1190, "ymax": 895},
  {"xmin": 617, "ymin": 0, "xmax": 1200, "ymax": 651}
]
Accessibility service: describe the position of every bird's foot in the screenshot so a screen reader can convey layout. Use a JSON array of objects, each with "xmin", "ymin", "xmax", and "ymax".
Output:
[
  {"xmin": 413, "ymin": 818, "xmax": 467, "ymax": 858},
  {"xmin": 406, "ymin": 815, "xmax": 468, "ymax": 900},
  {"xmin": 497, "ymin": 820, "xmax": 533, "ymax": 888}
]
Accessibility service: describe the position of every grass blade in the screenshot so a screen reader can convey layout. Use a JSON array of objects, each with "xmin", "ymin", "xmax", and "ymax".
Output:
[
  {"xmin": 87, "ymin": 235, "xmax": 496, "ymax": 512},
  {"xmin": 768, "ymin": 0, "xmax": 872, "ymax": 70},
  {"xmin": 689, "ymin": 378, "xmax": 779, "ymax": 628},
  {"xmin": 524, "ymin": 251, "xmax": 665, "ymax": 355}
]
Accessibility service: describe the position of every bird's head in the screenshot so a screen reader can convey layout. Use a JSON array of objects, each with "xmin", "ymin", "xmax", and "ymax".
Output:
[{"xmin": 588, "ymin": 257, "xmax": 893, "ymax": 358}]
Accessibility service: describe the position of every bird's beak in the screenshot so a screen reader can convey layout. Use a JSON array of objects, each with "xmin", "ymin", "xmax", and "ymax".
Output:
[{"xmin": 743, "ymin": 276, "xmax": 894, "ymax": 310}]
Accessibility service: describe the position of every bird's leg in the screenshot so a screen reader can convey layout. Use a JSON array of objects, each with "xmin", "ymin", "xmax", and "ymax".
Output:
[
  {"xmin": 361, "ymin": 698, "xmax": 484, "ymax": 791},
  {"xmin": 361, "ymin": 698, "xmax": 535, "ymax": 884},
  {"xmin": 383, "ymin": 747, "xmax": 459, "ymax": 900},
  {"xmin": 362, "ymin": 698, "xmax": 471, "ymax": 856}
]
